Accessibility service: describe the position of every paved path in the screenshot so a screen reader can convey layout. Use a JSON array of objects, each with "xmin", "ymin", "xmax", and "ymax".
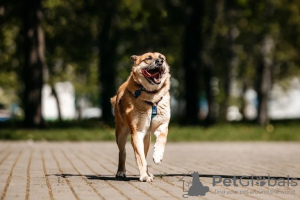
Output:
[{"xmin": 0, "ymin": 141, "xmax": 300, "ymax": 200}]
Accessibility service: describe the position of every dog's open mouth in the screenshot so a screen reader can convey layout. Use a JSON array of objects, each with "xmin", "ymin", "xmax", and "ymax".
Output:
[{"xmin": 142, "ymin": 66, "xmax": 164, "ymax": 84}]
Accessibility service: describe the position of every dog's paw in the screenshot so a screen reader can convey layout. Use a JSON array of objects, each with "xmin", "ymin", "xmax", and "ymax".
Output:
[
  {"xmin": 116, "ymin": 171, "xmax": 126, "ymax": 178},
  {"xmin": 148, "ymin": 172, "xmax": 154, "ymax": 178},
  {"xmin": 153, "ymin": 149, "xmax": 164, "ymax": 164},
  {"xmin": 139, "ymin": 174, "xmax": 153, "ymax": 182}
]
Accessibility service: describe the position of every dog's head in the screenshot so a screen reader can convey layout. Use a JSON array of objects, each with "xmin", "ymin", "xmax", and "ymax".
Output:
[{"xmin": 131, "ymin": 52, "xmax": 170, "ymax": 91}]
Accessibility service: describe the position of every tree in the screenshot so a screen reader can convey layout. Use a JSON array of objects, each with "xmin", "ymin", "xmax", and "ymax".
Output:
[
  {"xmin": 97, "ymin": 1, "xmax": 118, "ymax": 124},
  {"xmin": 182, "ymin": 0, "xmax": 204, "ymax": 124},
  {"xmin": 255, "ymin": 36, "xmax": 274, "ymax": 125},
  {"xmin": 22, "ymin": 0, "xmax": 45, "ymax": 128},
  {"xmin": 42, "ymin": 0, "xmax": 97, "ymax": 121},
  {"xmin": 201, "ymin": 0, "xmax": 224, "ymax": 125},
  {"xmin": 2, "ymin": 0, "xmax": 300, "ymax": 127},
  {"xmin": 0, "ymin": 1, "xmax": 22, "ymax": 111}
]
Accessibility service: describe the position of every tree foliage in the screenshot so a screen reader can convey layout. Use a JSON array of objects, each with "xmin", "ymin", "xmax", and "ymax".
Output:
[{"xmin": 0, "ymin": 0, "xmax": 300, "ymax": 126}]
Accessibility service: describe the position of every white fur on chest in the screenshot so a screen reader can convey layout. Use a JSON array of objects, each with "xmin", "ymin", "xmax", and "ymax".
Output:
[
  {"xmin": 151, "ymin": 95, "xmax": 170, "ymax": 130},
  {"xmin": 134, "ymin": 94, "xmax": 170, "ymax": 133}
]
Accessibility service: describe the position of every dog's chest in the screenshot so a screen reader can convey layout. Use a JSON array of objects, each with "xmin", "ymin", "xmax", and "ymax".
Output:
[
  {"xmin": 139, "ymin": 95, "xmax": 170, "ymax": 132},
  {"xmin": 152, "ymin": 101, "xmax": 170, "ymax": 122}
]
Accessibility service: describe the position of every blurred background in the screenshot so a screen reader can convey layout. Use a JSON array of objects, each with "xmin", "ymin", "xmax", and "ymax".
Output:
[{"xmin": 0, "ymin": 0, "xmax": 300, "ymax": 140}]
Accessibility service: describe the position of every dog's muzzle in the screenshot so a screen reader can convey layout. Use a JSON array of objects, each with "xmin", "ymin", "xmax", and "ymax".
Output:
[{"xmin": 142, "ymin": 61, "xmax": 165, "ymax": 85}]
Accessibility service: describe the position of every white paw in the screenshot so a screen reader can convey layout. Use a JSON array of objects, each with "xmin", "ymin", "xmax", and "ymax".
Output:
[
  {"xmin": 153, "ymin": 147, "xmax": 164, "ymax": 164},
  {"xmin": 116, "ymin": 171, "xmax": 126, "ymax": 178},
  {"xmin": 148, "ymin": 172, "xmax": 154, "ymax": 178},
  {"xmin": 139, "ymin": 174, "xmax": 153, "ymax": 182}
]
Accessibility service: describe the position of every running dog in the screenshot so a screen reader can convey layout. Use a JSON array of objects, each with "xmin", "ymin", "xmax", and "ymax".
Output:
[{"xmin": 111, "ymin": 52, "xmax": 171, "ymax": 182}]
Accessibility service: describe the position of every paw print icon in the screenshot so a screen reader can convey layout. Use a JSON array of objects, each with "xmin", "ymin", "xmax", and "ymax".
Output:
[{"xmin": 256, "ymin": 177, "xmax": 266, "ymax": 186}]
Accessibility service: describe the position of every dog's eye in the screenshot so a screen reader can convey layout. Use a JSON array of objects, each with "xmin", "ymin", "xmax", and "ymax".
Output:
[
  {"xmin": 142, "ymin": 56, "xmax": 153, "ymax": 62},
  {"xmin": 159, "ymin": 55, "xmax": 165, "ymax": 61}
]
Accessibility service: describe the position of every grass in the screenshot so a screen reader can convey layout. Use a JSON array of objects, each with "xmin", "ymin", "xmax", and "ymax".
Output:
[
  {"xmin": 0, "ymin": 122, "xmax": 300, "ymax": 141},
  {"xmin": 0, "ymin": 128, "xmax": 115, "ymax": 141},
  {"xmin": 167, "ymin": 124, "xmax": 300, "ymax": 141}
]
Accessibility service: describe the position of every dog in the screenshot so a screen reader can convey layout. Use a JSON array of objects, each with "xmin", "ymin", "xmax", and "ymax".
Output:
[{"xmin": 111, "ymin": 52, "xmax": 171, "ymax": 182}]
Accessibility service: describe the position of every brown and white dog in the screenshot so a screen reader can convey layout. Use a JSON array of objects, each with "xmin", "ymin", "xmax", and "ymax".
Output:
[{"xmin": 111, "ymin": 52, "xmax": 171, "ymax": 182}]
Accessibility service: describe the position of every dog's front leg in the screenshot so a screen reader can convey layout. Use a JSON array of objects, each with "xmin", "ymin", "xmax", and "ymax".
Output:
[
  {"xmin": 131, "ymin": 132, "xmax": 153, "ymax": 182},
  {"xmin": 153, "ymin": 123, "xmax": 168, "ymax": 164}
]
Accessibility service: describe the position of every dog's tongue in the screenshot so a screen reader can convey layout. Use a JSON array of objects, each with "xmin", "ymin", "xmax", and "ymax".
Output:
[
  {"xmin": 142, "ymin": 69, "xmax": 159, "ymax": 77},
  {"xmin": 154, "ymin": 72, "xmax": 161, "ymax": 80},
  {"xmin": 153, "ymin": 72, "xmax": 161, "ymax": 83}
]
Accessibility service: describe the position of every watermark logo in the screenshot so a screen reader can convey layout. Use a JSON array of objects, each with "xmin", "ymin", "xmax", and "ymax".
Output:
[
  {"xmin": 179, "ymin": 171, "xmax": 209, "ymax": 198},
  {"xmin": 256, "ymin": 177, "xmax": 266, "ymax": 186},
  {"xmin": 213, "ymin": 175, "xmax": 298, "ymax": 187},
  {"xmin": 179, "ymin": 171, "xmax": 298, "ymax": 197}
]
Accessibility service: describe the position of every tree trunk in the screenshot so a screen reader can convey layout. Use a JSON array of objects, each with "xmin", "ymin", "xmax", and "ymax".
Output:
[
  {"xmin": 182, "ymin": 0, "xmax": 204, "ymax": 124},
  {"xmin": 221, "ymin": 27, "xmax": 239, "ymax": 121},
  {"xmin": 203, "ymin": 68, "xmax": 217, "ymax": 125},
  {"xmin": 98, "ymin": 2, "xmax": 117, "ymax": 124},
  {"xmin": 22, "ymin": 0, "xmax": 45, "ymax": 128},
  {"xmin": 201, "ymin": 0, "xmax": 224, "ymax": 125},
  {"xmin": 256, "ymin": 36, "xmax": 274, "ymax": 125},
  {"xmin": 51, "ymin": 85, "xmax": 62, "ymax": 122}
]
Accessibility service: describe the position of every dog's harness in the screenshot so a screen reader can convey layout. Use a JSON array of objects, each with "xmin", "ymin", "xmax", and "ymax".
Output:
[
  {"xmin": 134, "ymin": 87, "xmax": 158, "ymax": 97},
  {"xmin": 133, "ymin": 86, "xmax": 163, "ymax": 120}
]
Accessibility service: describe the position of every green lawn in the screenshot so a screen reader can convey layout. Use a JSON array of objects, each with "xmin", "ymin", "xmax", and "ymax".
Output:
[
  {"xmin": 167, "ymin": 124, "xmax": 300, "ymax": 141},
  {"xmin": 1, "ymin": 123, "xmax": 299, "ymax": 141}
]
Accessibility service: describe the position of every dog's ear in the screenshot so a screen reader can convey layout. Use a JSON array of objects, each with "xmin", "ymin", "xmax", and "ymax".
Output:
[{"xmin": 130, "ymin": 55, "xmax": 138, "ymax": 62}]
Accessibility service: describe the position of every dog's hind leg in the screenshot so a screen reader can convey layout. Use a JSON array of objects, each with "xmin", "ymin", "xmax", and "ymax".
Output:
[{"xmin": 116, "ymin": 127, "xmax": 129, "ymax": 178}]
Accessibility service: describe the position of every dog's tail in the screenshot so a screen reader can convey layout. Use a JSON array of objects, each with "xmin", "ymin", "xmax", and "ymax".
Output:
[{"xmin": 110, "ymin": 95, "xmax": 117, "ymax": 116}]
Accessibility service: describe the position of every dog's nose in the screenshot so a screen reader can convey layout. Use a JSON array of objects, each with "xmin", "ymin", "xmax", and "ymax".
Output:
[{"xmin": 155, "ymin": 58, "xmax": 164, "ymax": 65}]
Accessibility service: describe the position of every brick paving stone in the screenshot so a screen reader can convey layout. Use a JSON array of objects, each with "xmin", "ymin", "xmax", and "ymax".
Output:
[
  {"xmin": 0, "ymin": 141, "xmax": 299, "ymax": 200},
  {"xmin": 29, "ymin": 150, "xmax": 52, "ymax": 200},
  {"xmin": 5, "ymin": 146, "xmax": 27, "ymax": 200}
]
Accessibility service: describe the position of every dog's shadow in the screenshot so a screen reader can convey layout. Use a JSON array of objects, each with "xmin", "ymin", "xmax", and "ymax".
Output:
[
  {"xmin": 49, "ymin": 173, "xmax": 237, "ymax": 182},
  {"xmin": 50, "ymin": 173, "xmax": 300, "ymax": 182},
  {"xmin": 49, "ymin": 173, "xmax": 190, "ymax": 182},
  {"xmin": 50, "ymin": 173, "xmax": 140, "ymax": 182}
]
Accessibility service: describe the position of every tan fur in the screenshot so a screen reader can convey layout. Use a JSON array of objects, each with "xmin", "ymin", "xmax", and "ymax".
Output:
[{"xmin": 112, "ymin": 52, "xmax": 171, "ymax": 182}]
